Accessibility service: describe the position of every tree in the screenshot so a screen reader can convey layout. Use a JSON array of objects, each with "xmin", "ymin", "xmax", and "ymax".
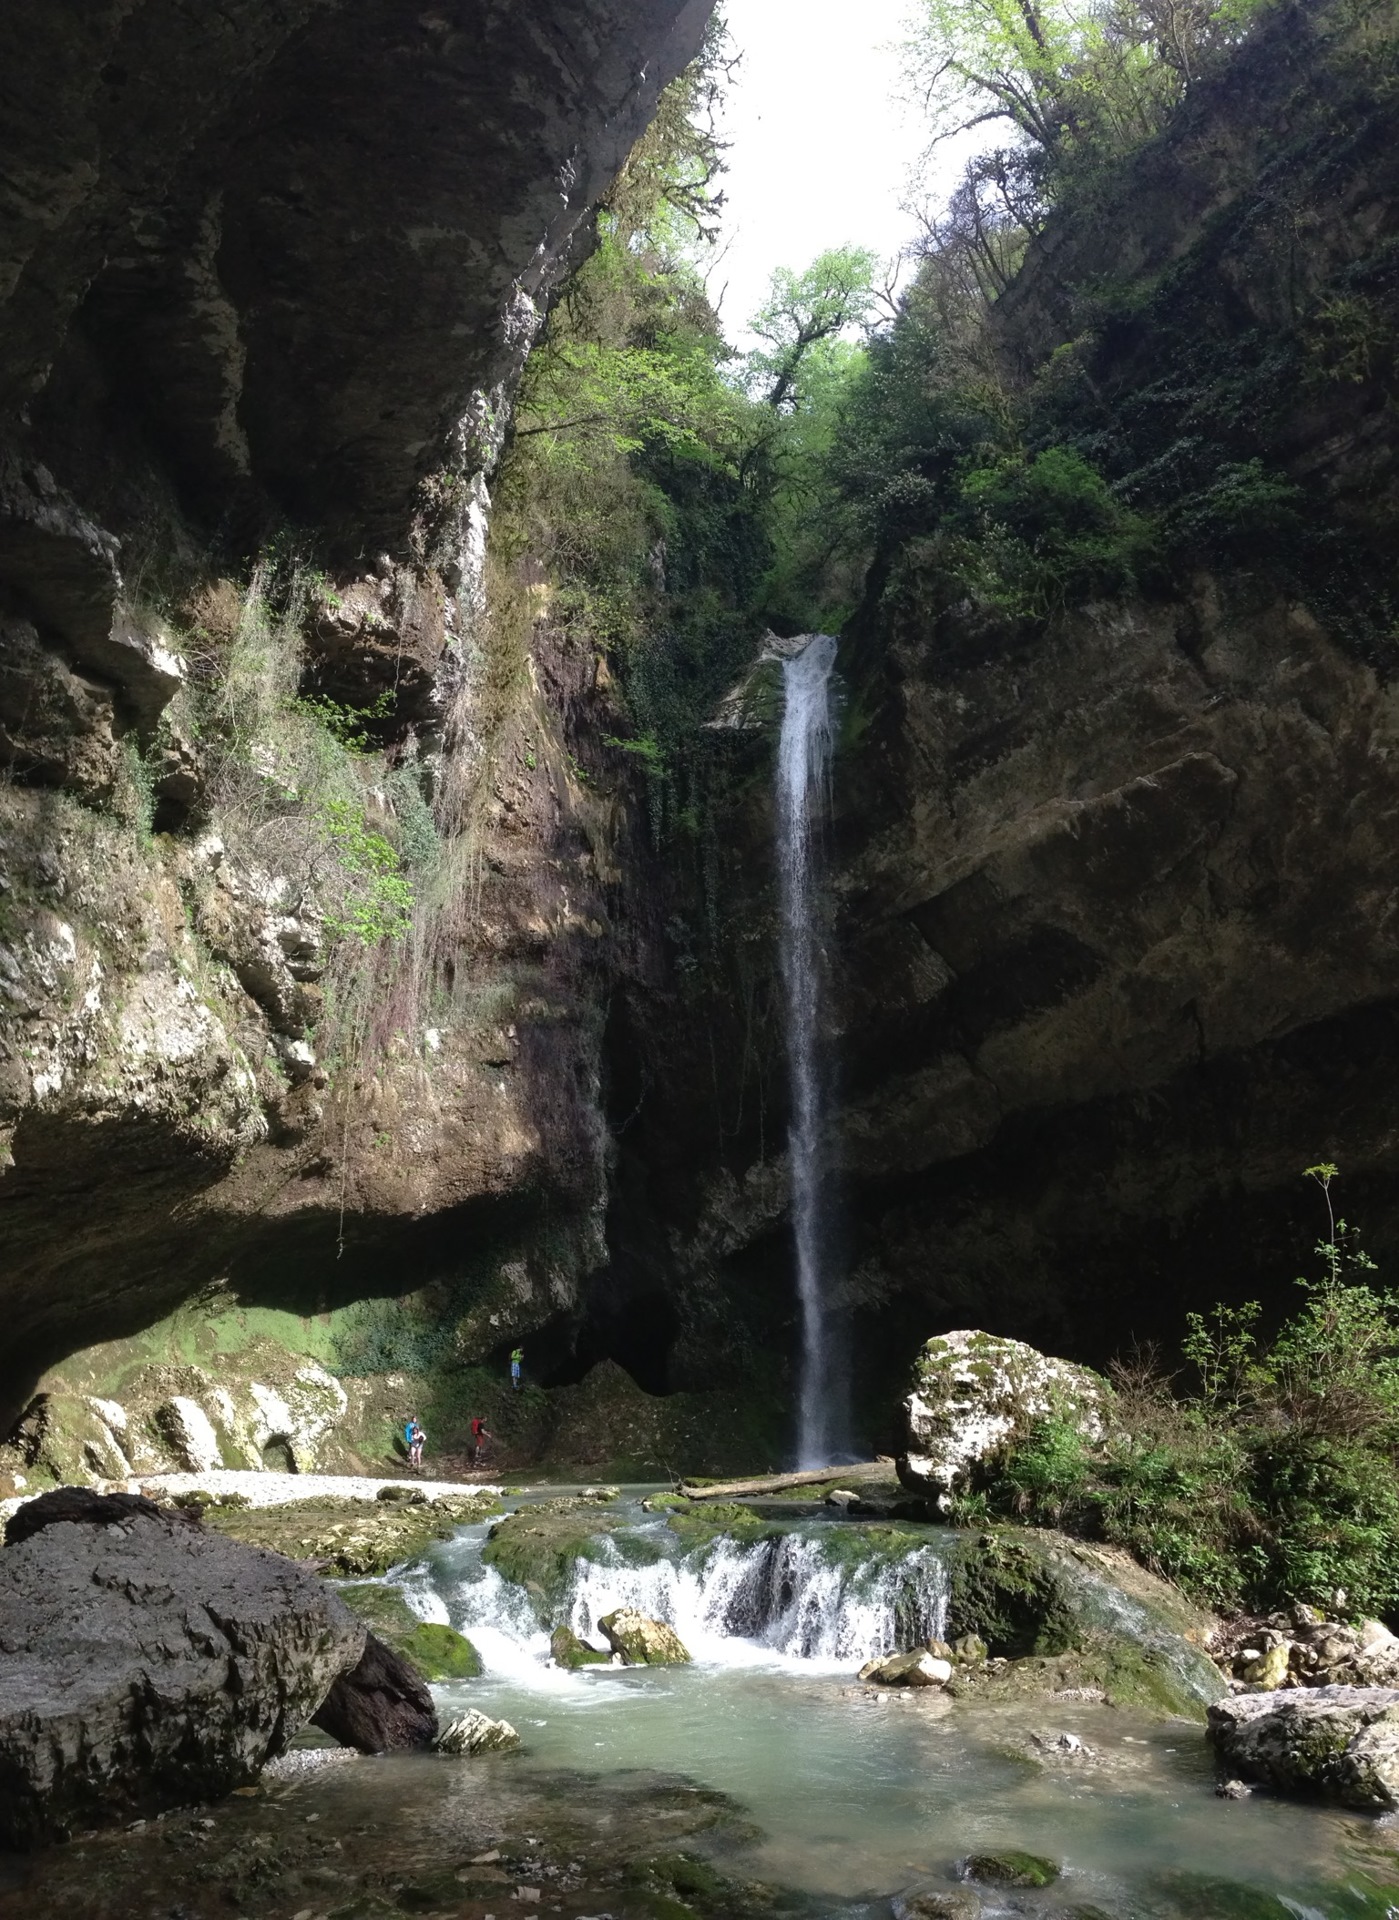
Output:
[
  {"xmin": 904, "ymin": 0, "xmax": 1271, "ymax": 171},
  {"xmin": 743, "ymin": 247, "xmax": 881, "ymax": 412}
]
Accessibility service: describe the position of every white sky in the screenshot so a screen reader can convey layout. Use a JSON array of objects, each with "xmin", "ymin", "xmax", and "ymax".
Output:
[{"xmin": 704, "ymin": 0, "xmax": 932, "ymax": 345}]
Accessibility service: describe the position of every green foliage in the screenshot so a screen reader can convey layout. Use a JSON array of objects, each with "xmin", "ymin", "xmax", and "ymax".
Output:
[
  {"xmin": 968, "ymin": 1168, "xmax": 1399, "ymax": 1616},
  {"xmin": 491, "ymin": 28, "xmax": 781, "ymax": 829},
  {"xmin": 116, "ymin": 739, "xmax": 159, "ymax": 843},
  {"xmin": 905, "ymin": 0, "xmax": 1273, "ymax": 176},
  {"xmin": 183, "ymin": 566, "xmax": 423, "ymax": 961},
  {"xmin": 318, "ymin": 797, "xmax": 414, "ymax": 946},
  {"xmin": 949, "ymin": 444, "xmax": 1160, "ymax": 612},
  {"xmin": 294, "ymin": 690, "xmax": 395, "ymax": 753},
  {"xmin": 742, "ymin": 247, "xmax": 880, "ymax": 411}
]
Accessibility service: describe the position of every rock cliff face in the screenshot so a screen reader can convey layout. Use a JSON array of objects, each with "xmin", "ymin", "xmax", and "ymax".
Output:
[
  {"xmin": 0, "ymin": 0, "xmax": 709, "ymax": 1431},
  {"xmin": 584, "ymin": 0, "xmax": 1399, "ymax": 1434},
  {"xmin": 824, "ymin": 0, "xmax": 1399, "ymax": 1390}
]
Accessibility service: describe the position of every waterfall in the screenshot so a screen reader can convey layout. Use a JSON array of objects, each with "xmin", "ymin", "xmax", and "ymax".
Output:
[
  {"xmin": 560, "ymin": 1533, "xmax": 949, "ymax": 1667},
  {"xmin": 776, "ymin": 633, "xmax": 843, "ymax": 1467}
]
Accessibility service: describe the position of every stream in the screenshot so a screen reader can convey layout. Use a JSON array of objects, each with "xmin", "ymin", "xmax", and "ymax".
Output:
[
  {"xmin": 8, "ymin": 1488, "xmax": 1399, "ymax": 1920},
  {"xmin": 377, "ymin": 1490, "xmax": 1399, "ymax": 1917}
]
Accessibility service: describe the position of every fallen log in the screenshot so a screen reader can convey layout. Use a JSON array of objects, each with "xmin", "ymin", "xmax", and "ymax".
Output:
[{"xmin": 677, "ymin": 1460, "xmax": 893, "ymax": 1501}]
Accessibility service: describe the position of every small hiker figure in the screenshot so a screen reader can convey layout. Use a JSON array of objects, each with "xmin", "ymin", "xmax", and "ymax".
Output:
[
  {"xmin": 405, "ymin": 1414, "xmax": 426, "ymax": 1470},
  {"xmin": 469, "ymin": 1416, "xmax": 493, "ymax": 1467},
  {"xmin": 510, "ymin": 1346, "xmax": 524, "ymax": 1392}
]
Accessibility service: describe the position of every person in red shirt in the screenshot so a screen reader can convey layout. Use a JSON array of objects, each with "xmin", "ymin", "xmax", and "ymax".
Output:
[{"xmin": 469, "ymin": 1417, "xmax": 494, "ymax": 1467}]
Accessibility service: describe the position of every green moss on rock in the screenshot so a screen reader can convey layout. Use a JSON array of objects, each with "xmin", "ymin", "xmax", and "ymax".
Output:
[
  {"xmin": 964, "ymin": 1850, "xmax": 1059, "ymax": 1888},
  {"xmin": 398, "ymin": 1621, "xmax": 482, "ymax": 1679},
  {"xmin": 336, "ymin": 1582, "xmax": 481, "ymax": 1677},
  {"xmin": 482, "ymin": 1505, "xmax": 662, "ymax": 1614},
  {"xmin": 204, "ymin": 1491, "xmax": 501, "ymax": 1575},
  {"xmin": 947, "ymin": 1531, "xmax": 1081, "ymax": 1656},
  {"xmin": 551, "ymin": 1623, "xmax": 611, "ymax": 1667}
]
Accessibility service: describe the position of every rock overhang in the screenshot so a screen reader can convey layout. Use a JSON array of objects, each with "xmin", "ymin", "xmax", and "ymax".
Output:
[{"xmin": 0, "ymin": 0, "xmax": 714, "ymax": 557}]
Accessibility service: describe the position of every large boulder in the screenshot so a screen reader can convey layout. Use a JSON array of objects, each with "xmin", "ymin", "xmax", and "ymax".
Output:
[
  {"xmin": 898, "ymin": 1330, "xmax": 1108, "ymax": 1504},
  {"xmin": 1208, "ymin": 1687, "xmax": 1399, "ymax": 1808},
  {"xmin": 598, "ymin": 1607, "xmax": 692, "ymax": 1666},
  {"xmin": 0, "ymin": 1494, "xmax": 364, "ymax": 1847},
  {"xmin": 310, "ymin": 1632, "xmax": 437, "ymax": 1753}
]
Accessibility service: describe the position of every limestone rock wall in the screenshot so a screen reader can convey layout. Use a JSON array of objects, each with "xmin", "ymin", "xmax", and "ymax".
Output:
[{"xmin": 0, "ymin": 0, "xmax": 710, "ymax": 1430}]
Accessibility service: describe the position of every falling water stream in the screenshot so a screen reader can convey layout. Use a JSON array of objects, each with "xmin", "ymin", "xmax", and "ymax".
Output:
[{"xmin": 777, "ymin": 633, "xmax": 843, "ymax": 1467}]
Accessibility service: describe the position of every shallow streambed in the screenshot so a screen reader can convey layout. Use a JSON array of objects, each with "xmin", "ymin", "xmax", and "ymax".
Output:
[
  {"xmin": 7, "ymin": 1486, "xmax": 1399, "ymax": 1920},
  {"xmin": 405, "ymin": 1489, "xmax": 1399, "ymax": 1916}
]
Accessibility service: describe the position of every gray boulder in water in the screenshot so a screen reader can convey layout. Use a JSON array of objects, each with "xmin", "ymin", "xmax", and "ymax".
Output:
[
  {"xmin": 0, "ymin": 1495, "xmax": 365, "ymax": 1847},
  {"xmin": 1207, "ymin": 1686, "xmax": 1399, "ymax": 1808}
]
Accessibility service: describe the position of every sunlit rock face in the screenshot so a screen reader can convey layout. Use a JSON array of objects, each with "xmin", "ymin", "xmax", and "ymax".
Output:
[{"xmin": 0, "ymin": 0, "xmax": 711, "ymax": 1430}]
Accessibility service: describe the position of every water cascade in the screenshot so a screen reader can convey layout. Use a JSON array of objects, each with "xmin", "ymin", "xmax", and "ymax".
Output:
[
  {"xmin": 411, "ymin": 1520, "xmax": 950, "ymax": 1670},
  {"xmin": 776, "ymin": 633, "xmax": 843, "ymax": 1466}
]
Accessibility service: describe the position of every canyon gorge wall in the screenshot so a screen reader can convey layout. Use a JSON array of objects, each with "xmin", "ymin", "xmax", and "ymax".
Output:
[
  {"xmin": 0, "ymin": 0, "xmax": 709, "ymax": 1437},
  {"xmin": 596, "ymin": 0, "xmax": 1399, "ymax": 1439},
  {"xmin": 3, "ymin": 0, "xmax": 1399, "ymax": 1467}
]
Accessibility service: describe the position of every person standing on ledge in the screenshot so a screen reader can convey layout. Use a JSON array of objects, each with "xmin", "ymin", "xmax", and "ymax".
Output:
[{"xmin": 510, "ymin": 1346, "xmax": 524, "ymax": 1392}]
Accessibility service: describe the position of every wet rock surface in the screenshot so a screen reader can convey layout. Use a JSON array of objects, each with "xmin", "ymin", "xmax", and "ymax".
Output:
[
  {"xmin": 1207, "ymin": 1686, "xmax": 1399, "ymax": 1808},
  {"xmin": 436, "ymin": 1709, "xmax": 522, "ymax": 1755},
  {"xmin": 0, "ymin": 1759, "xmax": 793, "ymax": 1920},
  {"xmin": 599, "ymin": 1605, "xmax": 692, "ymax": 1665},
  {"xmin": 860, "ymin": 1648, "xmax": 954, "ymax": 1688},
  {"xmin": 338, "ymin": 1582, "xmax": 482, "ymax": 1681},
  {"xmin": 202, "ymin": 1489, "xmax": 502, "ymax": 1575},
  {"xmin": 0, "ymin": 1498, "xmax": 364, "ymax": 1847}
]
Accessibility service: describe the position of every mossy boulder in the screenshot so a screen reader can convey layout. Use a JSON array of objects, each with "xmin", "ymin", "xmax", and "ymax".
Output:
[
  {"xmin": 599, "ymin": 1606, "xmax": 691, "ymax": 1665},
  {"xmin": 964, "ymin": 1850, "xmax": 1059, "ymax": 1888},
  {"xmin": 900, "ymin": 1330, "xmax": 1108, "ymax": 1504},
  {"xmin": 948, "ymin": 1530, "xmax": 1081, "ymax": 1657},
  {"xmin": 335, "ymin": 1582, "xmax": 481, "ymax": 1678},
  {"xmin": 204, "ymin": 1491, "xmax": 501, "ymax": 1576},
  {"xmin": 551, "ymin": 1623, "xmax": 610, "ymax": 1668},
  {"xmin": 482, "ymin": 1505, "xmax": 662, "ymax": 1615},
  {"xmin": 666, "ymin": 1501, "xmax": 769, "ymax": 1549},
  {"xmin": 1144, "ymin": 1871, "xmax": 1314, "ymax": 1918},
  {"xmin": 944, "ymin": 1528, "xmax": 1224, "ymax": 1717}
]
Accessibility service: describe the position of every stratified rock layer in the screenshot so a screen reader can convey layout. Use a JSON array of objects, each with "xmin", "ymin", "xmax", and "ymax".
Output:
[{"xmin": 0, "ymin": 1503, "xmax": 364, "ymax": 1846}]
